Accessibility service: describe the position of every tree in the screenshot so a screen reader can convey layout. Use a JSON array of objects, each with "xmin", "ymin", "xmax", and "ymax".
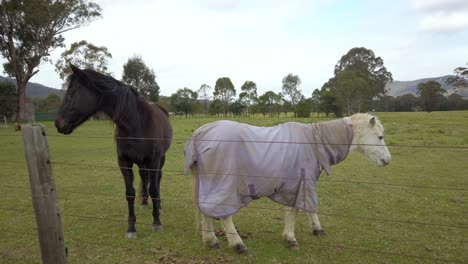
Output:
[
  {"xmin": 311, "ymin": 89, "xmax": 321, "ymax": 116},
  {"xmin": 319, "ymin": 89, "xmax": 340, "ymax": 117},
  {"xmin": 229, "ymin": 100, "xmax": 245, "ymax": 116},
  {"xmin": 446, "ymin": 93, "xmax": 468, "ymax": 111},
  {"xmin": 55, "ymin": 40, "xmax": 112, "ymax": 81},
  {"xmin": 122, "ymin": 55, "xmax": 160, "ymax": 102},
  {"xmin": 169, "ymin": 87, "xmax": 198, "ymax": 116},
  {"xmin": 333, "ymin": 70, "xmax": 373, "ymax": 115},
  {"xmin": 0, "ymin": 0, "xmax": 102, "ymax": 121},
  {"xmin": 197, "ymin": 84, "xmax": 212, "ymax": 115},
  {"xmin": 417, "ymin": 81, "xmax": 447, "ymax": 112},
  {"xmin": 213, "ymin": 77, "xmax": 235, "ymax": 116},
  {"xmin": 372, "ymin": 95, "xmax": 397, "ymax": 112},
  {"xmin": 258, "ymin": 91, "xmax": 282, "ymax": 117},
  {"xmin": 395, "ymin": 94, "xmax": 419, "ymax": 112},
  {"xmin": 0, "ymin": 81, "xmax": 16, "ymax": 119},
  {"xmin": 334, "ymin": 47, "xmax": 393, "ymax": 97},
  {"xmin": 239, "ymin": 80, "xmax": 257, "ymax": 116},
  {"xmin": 447, "ymin": 62, "xmax": 467, "ymax": 88},
  {"xmin": 282, "ymin": 73, "xmax": 302, "ymax": 117},
  {"xmin": 39, "ymin": 94, "xmax": 62, "ymax": 112},
  {"xmin": 295, "ymin": 97, "xmax": 312, "ymax": 118},
  {"xmin": 208, "ymin": 99, "xmax": 223, "ymax": 116}
]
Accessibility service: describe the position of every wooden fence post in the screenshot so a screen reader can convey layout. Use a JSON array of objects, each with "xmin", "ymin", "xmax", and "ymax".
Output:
[{"xmin": 21, "ymin": 124, "xmax": 67, "ymax": 264}]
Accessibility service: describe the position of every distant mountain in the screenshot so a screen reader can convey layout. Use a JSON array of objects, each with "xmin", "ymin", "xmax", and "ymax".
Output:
[
  {"xmin": 0, "ymin": 76, "xmax": 64, "ymax": 99},
  {"xmin": 386, "ymin": 75, "xmax": 468, "ymax": 98}
]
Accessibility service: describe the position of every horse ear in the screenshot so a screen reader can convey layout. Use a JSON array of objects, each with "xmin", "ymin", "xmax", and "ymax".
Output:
[
  {"xmin": 69, "ymin": 63, "xmax": 89, "ymax": 81},
  {"xmin": 369, "ymin": 117, "xmax": 376, "ymax": 127},
  {"xmin": 70, "ymin": 63, "xmax": 83, "ymax": 75},
  {"xmin": 69, "ymin": 63, "xmax": 98, "ymax": 91}
]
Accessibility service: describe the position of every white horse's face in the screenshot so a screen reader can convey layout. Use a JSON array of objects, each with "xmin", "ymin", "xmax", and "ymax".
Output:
[{"xmin": 351, "ymin": 115, "xmax": 391, "ymax": 167}]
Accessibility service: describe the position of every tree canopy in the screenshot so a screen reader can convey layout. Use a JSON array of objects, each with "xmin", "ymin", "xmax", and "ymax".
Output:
[
  {"xmin": 169, "ymin": 87, "xmax": 198, "ymax": 116},
  {"xmin": 55, "ymin": 40, "xmax": 112, "ymax": 81},
  {"xmin": 213, "ymin": 77, "xmax": 235, "ymax": 116},
  {"xmin": 0, "ymin": 0, "xmax": 102, "ymax": 121},
  {"xmin": 281, "ymin": 73, "xmax": 302, "ymax": 117},
  {"xmin": 122, "ymin": 55, "xmax": 159, "ymax": 102},
  {"xmin": 417, "ymin": 81, "xmax": 447, "ymax": 112},
  {"xmin": 447, "ymin": 62, "xmax": 467, "ymax": 89},
  {"xmin": 239, "ymin": 80, "xmax": 257, "ymax": 116},
  {"xmin": 198, "ymin": 84, "xmax": 212, "ymax": 114},
  {"xmin": 334, "ymin": 47, "xmax": 393, "ymax": 96},
  {"xmin": 333, "ymin": 70, "xmax": 373, "ymax": 115}
]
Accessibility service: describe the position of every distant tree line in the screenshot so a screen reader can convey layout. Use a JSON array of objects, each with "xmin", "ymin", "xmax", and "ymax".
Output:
[
  {"xmin": 165, "ymin": 48, "xmax": 467, "ymax": 117},
  {"xmin": 0, "ymin": 0, "xmax": 466, "ymax": 121}
]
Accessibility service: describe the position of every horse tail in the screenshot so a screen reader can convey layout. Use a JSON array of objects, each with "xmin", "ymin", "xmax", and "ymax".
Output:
[{"xmin": 191, "ymin": 166, "xmax": 201, "ymax": 234}]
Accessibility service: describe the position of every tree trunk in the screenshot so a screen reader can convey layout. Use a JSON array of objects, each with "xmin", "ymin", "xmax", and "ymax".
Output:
[{"xmin": 15, "ymin": 80, "xmax": 26, "ymax": 122}]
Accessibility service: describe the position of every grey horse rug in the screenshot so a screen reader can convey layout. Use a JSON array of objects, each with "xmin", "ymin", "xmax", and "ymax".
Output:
[{"xmin": 184, "ymin": 119, "xmax": 354, "ymax": 218}]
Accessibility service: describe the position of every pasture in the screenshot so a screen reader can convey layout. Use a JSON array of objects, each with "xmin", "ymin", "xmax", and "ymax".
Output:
[{"xmin": 0, "ymin": 111, "xmax": 467, "ymax": 263}]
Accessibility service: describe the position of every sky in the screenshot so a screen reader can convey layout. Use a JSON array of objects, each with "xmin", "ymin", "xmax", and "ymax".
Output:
[{"xmin": 2, "ymin": 0, "xmax": 468, "ymax": 97}]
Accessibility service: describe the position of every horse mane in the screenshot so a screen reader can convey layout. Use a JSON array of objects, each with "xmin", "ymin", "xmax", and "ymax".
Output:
[
  {"xmin": 349, "ymin": 113, "xmax": 384, "ymax": 132},
  {"xmin": 68, "ymin": 68, "xmax": 169, "ymax": 129},
  {"xmin": 155, "ymin": 103, "xmax": 169, "ymax": 117}
]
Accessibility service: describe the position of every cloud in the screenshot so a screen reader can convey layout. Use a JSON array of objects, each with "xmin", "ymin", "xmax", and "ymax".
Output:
[{"xmin": 412, "ymin": 0, "xmax": 468, "ymax": 33}]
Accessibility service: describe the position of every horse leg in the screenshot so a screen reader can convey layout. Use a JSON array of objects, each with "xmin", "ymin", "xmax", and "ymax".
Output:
[
  {"xmin": 282, "ymin": 207, "xmax": 300, "ymax": 250},
  {"xmin": 222, "ymin": 215, "xmax": 248, "ymax": 254},
  {"xmin": 119, "ymin": 160, "xmax": 137, "ymax": 239},
  {"xmin": 139, "ymin": 169, "xmax": 149, "ymax": 210},
  {"xmin": 307, "ymin": 213, "xmax": 325, "ymax": 236},
  {"xmin": 149, "ymin": 159, "xmax": 163, "ymax": 231},
  {"xmin": 200, "ymin": 212, "xmax": 220, "ymax": 249},
  {"xmin": 156, "ymin": 156, "xmax": 165, "ymax": 213}
]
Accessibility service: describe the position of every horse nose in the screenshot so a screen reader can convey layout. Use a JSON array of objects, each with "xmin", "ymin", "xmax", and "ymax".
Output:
[
  {"xmin": 381, "ymin": 158, "xmax": 390, "ymax": 166},
  {"xmin": 55, "ymin": 118, "xmax": 64, "ymax": 132}
]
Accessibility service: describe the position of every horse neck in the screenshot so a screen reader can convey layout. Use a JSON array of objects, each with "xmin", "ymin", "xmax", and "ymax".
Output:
[
  {"xmin": 100, "ymin": 91, "xmax": 142, "ymax": 132},
  {"xmin": 343, "ymin": 116, "xmax": 359, "ymax": 152}
]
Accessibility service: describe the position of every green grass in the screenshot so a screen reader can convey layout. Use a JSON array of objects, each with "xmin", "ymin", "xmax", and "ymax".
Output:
[{"xmin": 0, "ymin": 111, "xmax": 467, "ymax": 263}]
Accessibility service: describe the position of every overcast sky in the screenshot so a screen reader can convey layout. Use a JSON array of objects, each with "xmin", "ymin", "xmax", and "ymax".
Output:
[{"xmin": 2, "ymin": 0, "xmax": 468, "ymax": 97}]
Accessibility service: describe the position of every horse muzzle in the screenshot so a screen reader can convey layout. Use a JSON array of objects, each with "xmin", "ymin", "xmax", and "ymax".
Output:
[
  {"xmin": 55, "ymin": 118, "xmax": 73, "ymax": 135},
  {"xmin": 378, "ymin": 156, "xmax": 391, "ymax": 167}
]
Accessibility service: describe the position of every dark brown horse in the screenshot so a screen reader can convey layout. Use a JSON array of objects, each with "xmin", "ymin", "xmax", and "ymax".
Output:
[{"xmin": 55, "ymin": 64, "xmax": 172, "ymax": 238}]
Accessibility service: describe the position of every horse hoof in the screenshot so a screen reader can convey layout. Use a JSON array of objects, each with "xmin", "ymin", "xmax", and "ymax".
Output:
[
  {"xmin": 141, "ymin": 204, "xmax": 149, "ymax": 210},
  {"xmin": 233, "ymin": 244, "xmax": 248, "ymax": 254},
  {"xmin": 152, "ymin": 224, "xmax": 163, "ymax": 232},
  {"xmin": 287, "ymin": 241, "xmax": 300, "ymax": 251},
  {"xmin": 313, "ymin": 229, "xmax": 325, "ymax": 236},
  {"xmin": 206, "ymin": 241, "xmax": 220, "ymax": 250},
  {"xmin": 125, "ymin": 232, "xmax": 137, "ymax": 239}
]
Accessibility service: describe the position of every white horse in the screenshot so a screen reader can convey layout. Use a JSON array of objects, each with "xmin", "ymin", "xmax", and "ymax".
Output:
[{"xmin": 184, "ymin": 113, "xmax": 391, "ymax": 253}]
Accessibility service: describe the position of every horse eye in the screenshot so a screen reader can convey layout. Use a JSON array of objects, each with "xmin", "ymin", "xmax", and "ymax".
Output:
[{"xmin": 378, "ymin": 136, "xmax": 384, "ymax": 140}]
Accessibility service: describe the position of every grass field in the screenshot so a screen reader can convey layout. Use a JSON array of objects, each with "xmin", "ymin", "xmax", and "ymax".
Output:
[{"xmin": 0, "ymin": 111, "xmax": 467, "ymax": 263}]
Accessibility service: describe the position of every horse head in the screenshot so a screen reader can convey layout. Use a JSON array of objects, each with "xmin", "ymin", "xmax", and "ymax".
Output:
[
  {"xmin": 55, "ymin": 64, "xmax": 102, "ymax": 134},
  {"xmin": 346, "ymin": 113, "xmax": 391, "ymax": 167}
]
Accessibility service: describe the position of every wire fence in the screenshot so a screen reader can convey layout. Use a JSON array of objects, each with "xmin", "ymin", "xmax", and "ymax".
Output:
[{"xmin": 0, "ymin": 131, "xmax": 467, "ymax": 263}]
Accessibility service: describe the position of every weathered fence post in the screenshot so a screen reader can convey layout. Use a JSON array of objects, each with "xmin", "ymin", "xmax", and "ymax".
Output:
[{"xmin": 21, "ymin": 124, "xmax": 67, "ymax": 264}]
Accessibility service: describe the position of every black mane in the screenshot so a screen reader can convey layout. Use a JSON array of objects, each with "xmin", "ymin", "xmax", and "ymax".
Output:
[{"xmin": 73, "ymin": 69, "xmax": 142, "ymax": 124}]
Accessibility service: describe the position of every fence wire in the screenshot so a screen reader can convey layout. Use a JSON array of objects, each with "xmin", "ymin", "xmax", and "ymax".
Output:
[{"xmin": 1, "ymin": 127, "xmax": 467, "ymax": 263}]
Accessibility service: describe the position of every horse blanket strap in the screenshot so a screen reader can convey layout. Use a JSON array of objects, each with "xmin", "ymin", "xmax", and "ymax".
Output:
[{"xmin": 184, "ymin": 119, "xmax": 354, "ymax": 218}]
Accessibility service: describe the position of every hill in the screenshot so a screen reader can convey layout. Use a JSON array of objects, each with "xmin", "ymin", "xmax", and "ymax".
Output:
[
  {"xmin": 0, "ymin": 76, "xmax": 64, "ymax": 98},
  {"xmin": 386, "ymin": 75, "xmax": 468, "ymax": 98}
]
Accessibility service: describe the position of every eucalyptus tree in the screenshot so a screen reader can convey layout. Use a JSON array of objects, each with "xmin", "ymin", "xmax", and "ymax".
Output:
[
  {"xmin": 282, "ymin": 73, "xmax": 302, "ymax": 117},
  {"xmin": 239, "ymin": 80, "xmax": 257, "ymax": 116},
  {"xmin": 0, "ymin": 0, "xmax": 102, "ymax": 121},
  {"xmin": 213, "ymin": 77, "xmax": 235, "ymax": 116},
  {"xmin": 55, "ymin": 40, "xmax": 112, "ymax": 81},
  {"xmin": 122, "ymin": 55, "xmax": 159, "ymax": 102}
]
